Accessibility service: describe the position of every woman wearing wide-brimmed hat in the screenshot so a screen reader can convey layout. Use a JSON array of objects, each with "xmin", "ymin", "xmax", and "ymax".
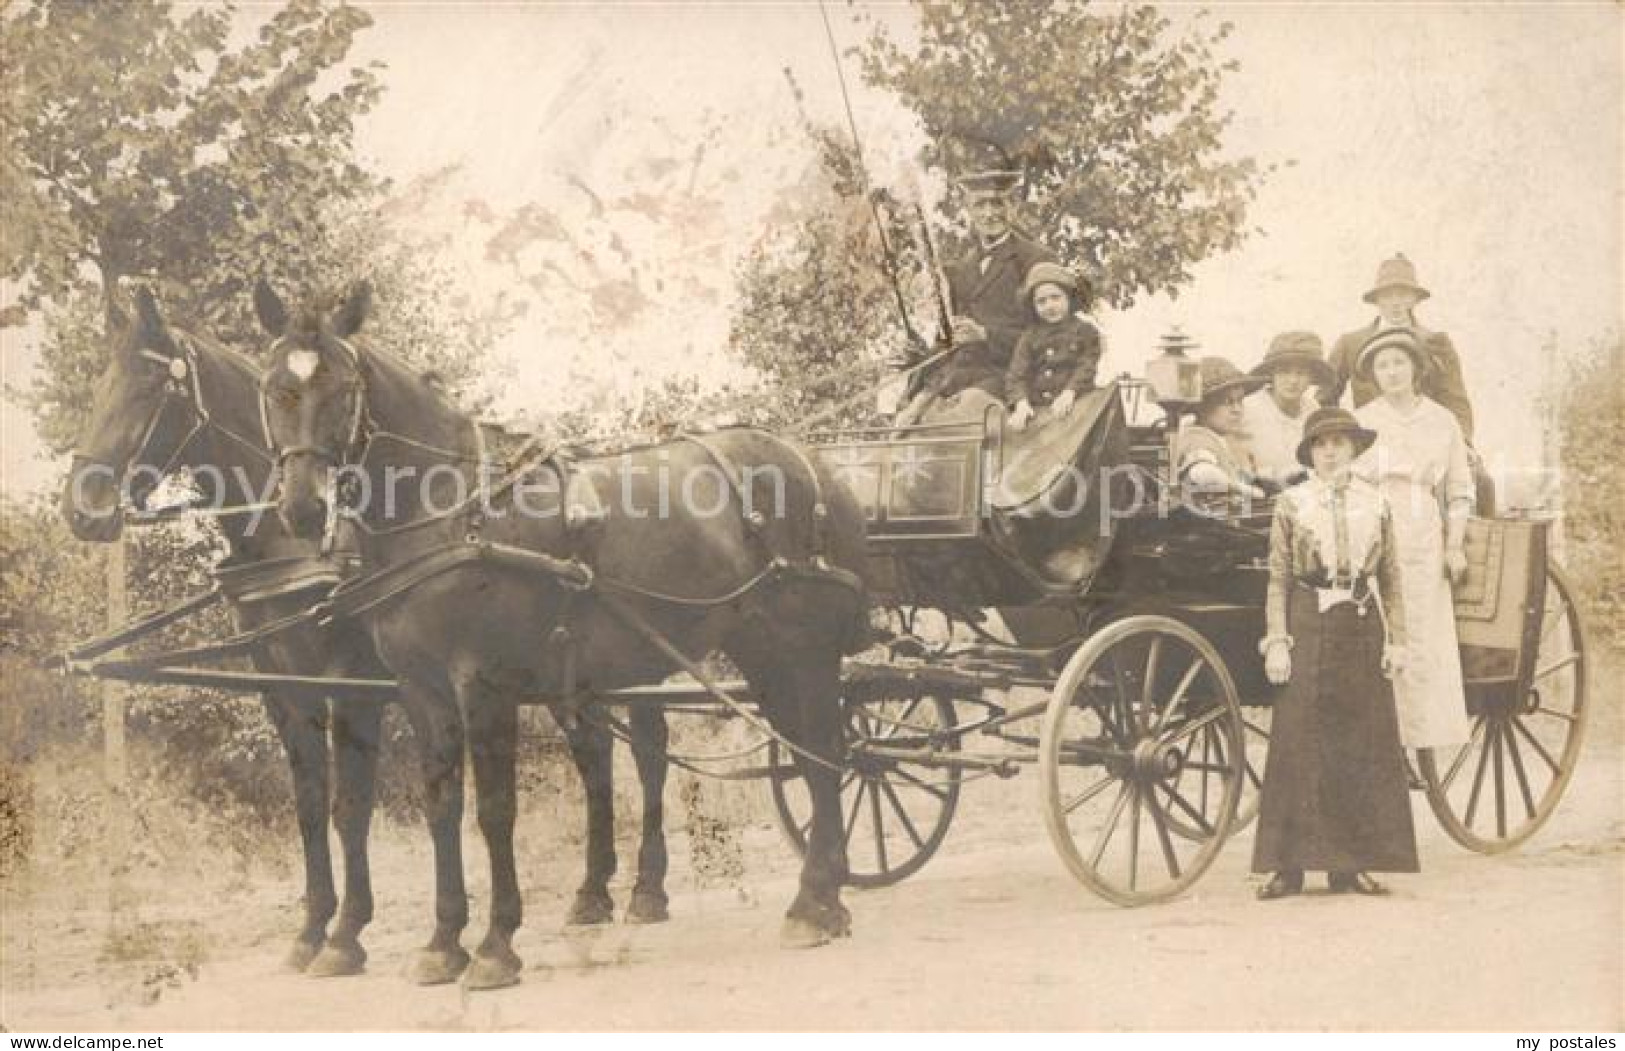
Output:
[
  {"xmin": 1254, "ymin": 406, "xmax": 1419, "ymax": 899},
  {"xmin": 1174, "ymin": 356, "xmax": 1268, "ymax": 511},
  {"xmin": 1353, "ymin": 326, "xmax": 1475, "ymax": 754},
  {"xmin": 1246, "ymin": 331, "xmax": 1336, "ymax": 484}
]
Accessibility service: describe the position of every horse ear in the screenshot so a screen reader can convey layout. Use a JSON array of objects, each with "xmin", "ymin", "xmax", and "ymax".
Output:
[
  {"xmin": 332, "ymin": 281, "xmax": 372, "ymax": 339},
  {"xmin": 254, "ymin": 279, "xmax": 288, "ymax": 337},
  {"xmin": 133, "ymin": 286, "xmax": 170, "ymax": 343}
]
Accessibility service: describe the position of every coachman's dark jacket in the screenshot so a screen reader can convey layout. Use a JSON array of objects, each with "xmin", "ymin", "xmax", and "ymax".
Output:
[{"xmin": 936, "ymin": 231, "xmax": 1057, "ymax": 399}]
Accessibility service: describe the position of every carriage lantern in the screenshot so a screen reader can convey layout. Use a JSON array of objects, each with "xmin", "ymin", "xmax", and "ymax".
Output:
[{"xmin": 1146, "ymin": 326, "xmax": 1204, "ymax": 416}]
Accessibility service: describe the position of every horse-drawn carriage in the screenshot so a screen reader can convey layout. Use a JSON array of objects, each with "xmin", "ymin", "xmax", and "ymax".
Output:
[
  {"xmin": 778, "ymin": 377, "xmax": 1589, "ymax": 903},
  {"xmin": 60, "ymin": 288, "xmax": 1589, "ymax": 985}
]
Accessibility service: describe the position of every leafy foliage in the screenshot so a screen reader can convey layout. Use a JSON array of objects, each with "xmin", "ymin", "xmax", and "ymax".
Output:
[
  {"xmin": 860, "ymin": 0, "xmax": 1269, "ymax": 308},
  {"xmin": 1555, "ymin": 337, "xmax": 1624, "ymax": 645}
]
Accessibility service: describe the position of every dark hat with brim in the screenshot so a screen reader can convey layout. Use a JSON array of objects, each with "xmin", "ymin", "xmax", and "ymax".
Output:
[
  {"xmin": 955, "ymin": 170, "xmax": 1023, "ymax": 196},
  {"xmin": 1354, "ymin": 325, "xmax": 1432, "ymax": 382},
  {"xmin": 1251, "ymin": 330, "xmax": 1335, "ymax": 389},
  {"xmin": 1296, "ymin": 406, "xmax": 1378, "ymax": 467},
  {"xmin": 1197, "ymin": 355, "xmax": 1267, "ymax": 407}
]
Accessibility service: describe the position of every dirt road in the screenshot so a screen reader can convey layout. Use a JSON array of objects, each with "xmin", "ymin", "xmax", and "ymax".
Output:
[{"xmin": 4, "ymin": 717, "xmax": 1621, "ymax": 1032}]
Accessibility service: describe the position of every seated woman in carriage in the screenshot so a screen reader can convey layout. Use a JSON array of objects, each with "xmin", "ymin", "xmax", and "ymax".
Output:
[{"xmin": 1173, "ymin": 356, "xmax": 1270, "ymax": 512}]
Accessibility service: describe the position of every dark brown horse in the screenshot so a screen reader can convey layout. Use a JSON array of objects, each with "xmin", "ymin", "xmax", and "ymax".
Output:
[
  {"xmin": 254, "ymin": 281, "xmax": 868, "ymax": 988},
  {"xmin": 60, "ymin": 288, "xmax": 385, "ymax": 976}
]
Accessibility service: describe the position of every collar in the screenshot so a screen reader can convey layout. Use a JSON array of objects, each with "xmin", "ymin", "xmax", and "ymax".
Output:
[{"xmin": 979, "ymin": 232, "xmax": 1012, "ymax": 255}]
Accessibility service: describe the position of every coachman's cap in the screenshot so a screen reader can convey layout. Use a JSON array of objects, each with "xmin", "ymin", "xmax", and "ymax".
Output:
[
  {"xmin": 1251, "ymin": 330, "xmax": 1335, "ymax": 389},
  {"xmin": 1363, "ymin": 253, "xmax": 1431, "ymax": 304},
  {"xmin": 1296, "ymin": 406, "xmax": 1378, "ymax": 467},
  {"xmin": 950, "ymin": 135, "xmax": 1023, "ymax": 196}
]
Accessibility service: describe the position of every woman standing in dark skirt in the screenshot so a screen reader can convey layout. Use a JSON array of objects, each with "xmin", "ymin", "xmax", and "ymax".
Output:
[{"xmin": 1254, "ymin": 407, "xmax": 1420, "ymax": 899}]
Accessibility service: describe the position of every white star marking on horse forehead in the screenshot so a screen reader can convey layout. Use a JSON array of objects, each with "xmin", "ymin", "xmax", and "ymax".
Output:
[{"xmin": 286, "ymin": 348, "xmax": 319, "ymax": 382}]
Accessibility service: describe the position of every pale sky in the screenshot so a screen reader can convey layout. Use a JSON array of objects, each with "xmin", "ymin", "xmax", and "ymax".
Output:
[{"xmin": 3, "ymin": 1, "xmax": 1620, "ymax": 496}]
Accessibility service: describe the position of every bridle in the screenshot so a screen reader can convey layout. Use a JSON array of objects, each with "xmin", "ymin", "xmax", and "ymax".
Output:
[
  {"xmin": 261, "ymin": 335, "xmax": 488, "ymax": 547},
  {"xmin": 73, "ymin": 331, "xmax": 273, "ymax": 509}
]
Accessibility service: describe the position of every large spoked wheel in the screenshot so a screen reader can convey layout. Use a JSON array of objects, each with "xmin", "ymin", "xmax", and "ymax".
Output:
[
  {"xmin": 1039, "ymin": 616, "xmax": 1245, "ymax": 906},
  {"xmin": 770, "ymin": 694, "xmax": 962, "ymax": 888},
  {"xmin": 1419, "ymin": 562, "xmax": 1589, "ymax": 853}
]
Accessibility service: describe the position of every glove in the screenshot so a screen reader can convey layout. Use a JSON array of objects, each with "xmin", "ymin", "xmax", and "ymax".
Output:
[
  {"xmin": 1444, "ymin": 547, "xmax": 1468, "ymax": 584},
  {"xmin": 1264, "ymin": 642, "xmax": 1292, "ymax": 686},
  {"xmin": 950, "ymin": 315, "xmax": 987, "ymax": 345},
  {"xmin": 1009, "ymin": 399, "xmax": 1035, "ymax": 432},
  {"xmin": 1051, "ymin": 389, "xmax": 1077, "ymax": 418}
]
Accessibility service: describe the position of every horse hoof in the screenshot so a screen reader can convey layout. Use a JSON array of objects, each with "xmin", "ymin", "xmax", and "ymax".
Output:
[
  {"xmin": 625, "ymin": 889, "xmax": 670, "ymax": 925},
  {"xmin": 307, "ymin": 939, "xmax": 367, "ymax": 978},
  {"xmin": 283, "ymin": 937, "xmax": 323, "ymax": 973},
  {"xmin": 463, "ymin": 950, "xmax": 523, "ymax": 991},
  {"xmin": 410, "ymin": 946, "xmax": 471, "ymax": 986},
  {"xmin": 780, "ymin": 915, "xmax": 832, "ymax": 949},
  {"xmin": 565, "ymin": 890, "xmax": 615, "ymax": 926}
]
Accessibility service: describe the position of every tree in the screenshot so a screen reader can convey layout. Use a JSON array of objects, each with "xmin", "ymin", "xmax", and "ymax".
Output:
[
  {"xmin": 3, "ymin": 1, "xmax": 500, "ymax": 452},
  {"xmin": 1554, "ymin": 336, "xmax": 1624, "ymax": 644},
  {"xmin": 859, "ymin": 0, "xmax": 1270, "ymax": 309}
]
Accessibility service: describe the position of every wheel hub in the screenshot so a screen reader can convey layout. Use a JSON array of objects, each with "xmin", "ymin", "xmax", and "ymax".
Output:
[{"xmin": 1131, "ymin": 738, "xmax": 1183, "ymax": 780}]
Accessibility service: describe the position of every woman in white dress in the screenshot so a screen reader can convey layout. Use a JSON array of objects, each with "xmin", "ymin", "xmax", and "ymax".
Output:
[{"xmin": 1353, "ymin": 327, "xmax": 1473, "ymax": 752}]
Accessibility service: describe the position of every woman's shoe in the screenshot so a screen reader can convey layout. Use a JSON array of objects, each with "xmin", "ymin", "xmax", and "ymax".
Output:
[
  {"xmin": 1329, "ymin": 871, "xmax": 1389, "ymax": 895},
  {"xmin": 1256, "ymin": 871, "xmax": 1304, "ymax": 900}
]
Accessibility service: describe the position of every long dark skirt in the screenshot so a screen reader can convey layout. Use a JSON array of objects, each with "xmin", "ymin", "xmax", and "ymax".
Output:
[{"xmin": 1252, "ymin": 590, "xmax": 1420, "ymax": 874}]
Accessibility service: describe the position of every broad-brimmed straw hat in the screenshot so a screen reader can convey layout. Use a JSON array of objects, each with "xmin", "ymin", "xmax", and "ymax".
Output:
[
  {"xmin": 1354, "ymin": 325, "xmax": 1432, "ymax": 382},
  {"xmin": 1197, "ymin": 356, "xmax": 1267, "ymax": 407},
  {"xmin": 1362, "ymin": 253, "xmax": 1431, "ymax": 304},
  {"xmin": 1296, "ymin": 406, "xmax": 1378, "ymax": 467},
  {"xmin": 1250, "ymin": 330, "xmax": 1335, "ymax": 390}
]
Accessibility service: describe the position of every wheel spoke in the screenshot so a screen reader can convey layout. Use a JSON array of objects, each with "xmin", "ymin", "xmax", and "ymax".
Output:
[
  {"xmin": 1112, "ymin": 650, "xmax": 1140, "ymax": 736},
  {"xmin": 1508, "ymin": 714, "xmax": 1561, "ymax": 775},
  {"xmin": 1463, "ymin": 721, "xmax": 1495, "ymax": 829},
  {"xmin": 843, "ymin": 779, "xmax": 867, "ymax": 847},
  {"xmin": 868, "ymin": 776, "xmax": 889, "ymax": 872},
  {"xmin": 1161, "ymin": 706, "xmax": 1227, "ymax": 747},
  {"xmin": 1156, "ymin": 779, "xmax": 1216, "ymax": 836},
  {"xmin": 890, "ymin": 766, "xmax": 951, "ymax": 801},
  {"xmin": 1491, "ymin": 719, "xmax": 1507, "ymax": 839},
  {"xmin": 1532, "ymin": 652, "xmax": 1581, "ymax": 682},
  {"xmin": 1532, "ymin": 705, "xmax": 1578, "ymax": 724},
  {"xmin": 1063, "ymin": 772, "xmax": 1118, "ymax": 816},
  {"xmin": 1441, "ymin": 719, "xmax": 1488, "ymax": 791},
  {"xmin": 1088, "ymin": 781, "xmax": 1133, "ymax": 868},
  {"xmin": 1141, "ymin": 635, "xmax": 1163, "ymax": 727},
  {"xmin": 1127, "ymin": 784, "xmax": 1142, "ymax": 890},
  {"xmin": 1502, "ymin": 719, "xmax": 1538, "ymax": 821},
  {"xmin": 1146, "ymin": 784, "xmax": 1183, "ymax": 879},
  {"xmin": 878, "ymin": 779, "xmax": 926, "ymax": 849},
  {"xmin": 1154, "ymin": 659, "xmax": 1205, "ymax": 733}
]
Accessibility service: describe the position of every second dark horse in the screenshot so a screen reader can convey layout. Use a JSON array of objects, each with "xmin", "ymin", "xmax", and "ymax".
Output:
[{"xmin": 254, "ymin": 282, "xmax": 869, "ymax": 988}]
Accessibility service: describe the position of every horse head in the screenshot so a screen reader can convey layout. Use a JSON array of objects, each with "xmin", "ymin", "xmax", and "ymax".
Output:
[
  {"xmin": 62, "ymin": 287, "xmax": 203, "ymax": 541},
  {"xmin": 255, "ymin": 279, "xmax": 374, "ymax": 540}
]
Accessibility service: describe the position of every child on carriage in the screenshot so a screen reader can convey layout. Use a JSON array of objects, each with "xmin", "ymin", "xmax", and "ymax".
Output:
[
  {"xmin": 1006, "ymin": 262, "xmax": 1102, "ymax": 432},
  {"xmin": 1253, "ymin": 406, "xmax": 1419, "ymax": 899}
]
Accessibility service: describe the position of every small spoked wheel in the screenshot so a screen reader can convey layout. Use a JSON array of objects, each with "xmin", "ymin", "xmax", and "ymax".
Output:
[
  {"xmin": 1420, "ymin": 562, "xmax": 1588, "ymax": 853},
  {"xmin": 770, "ymin": 693, "xmax": 962, "ymax": 888},
  {"xmin": 1039, "ymin": 616, "xmax": 1244, "ymax": 906}
]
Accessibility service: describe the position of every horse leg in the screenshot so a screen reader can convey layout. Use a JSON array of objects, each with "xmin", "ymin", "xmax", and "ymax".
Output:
[
  {"xmin": 264, "ymin": 693, "xmax": 336, "ymax": 971},
  {"xmin": 464, "ymin": 695, "xmax": 524, "ymax": 990},
  {"xmin": 560, "ymin": 714, "xmax": 617, "ymax": 925},
  {"xmin": 626, "ymin": 706, "xmax": 671, "ymax": 924},
  {"xmin": 306, "ymin": 697, "xmax": 382, "ymax": 977},
  {"xmin": 733, "ymin": 645, "xmax": 851, "ymax": 948},
  {"xmin": 400, "ymin": 684, "xmax": 471, "ymax": 985}
]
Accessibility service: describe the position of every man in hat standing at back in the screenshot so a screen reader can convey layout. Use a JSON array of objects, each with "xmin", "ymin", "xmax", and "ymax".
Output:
[{"xmin": 1325, "ymin": 254, "xmax": 1475, "ymax": 442}]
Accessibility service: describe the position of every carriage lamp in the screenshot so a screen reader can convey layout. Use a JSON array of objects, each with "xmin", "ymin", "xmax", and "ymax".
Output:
[{"xmin": 1146, "ymin": 327, "xmax": 1203, "ymax": 414}]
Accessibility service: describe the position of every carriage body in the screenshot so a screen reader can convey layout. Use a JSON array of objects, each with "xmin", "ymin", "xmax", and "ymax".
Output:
[{"xmin": 800, "ymin": 377, "xmax": 1587, "ymax": 900}]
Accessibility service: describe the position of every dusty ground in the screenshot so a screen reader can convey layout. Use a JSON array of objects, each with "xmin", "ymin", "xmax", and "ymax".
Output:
[{"xmin": 3, "ymin": 681, "xmax": 1621, "ymax": 1033}]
